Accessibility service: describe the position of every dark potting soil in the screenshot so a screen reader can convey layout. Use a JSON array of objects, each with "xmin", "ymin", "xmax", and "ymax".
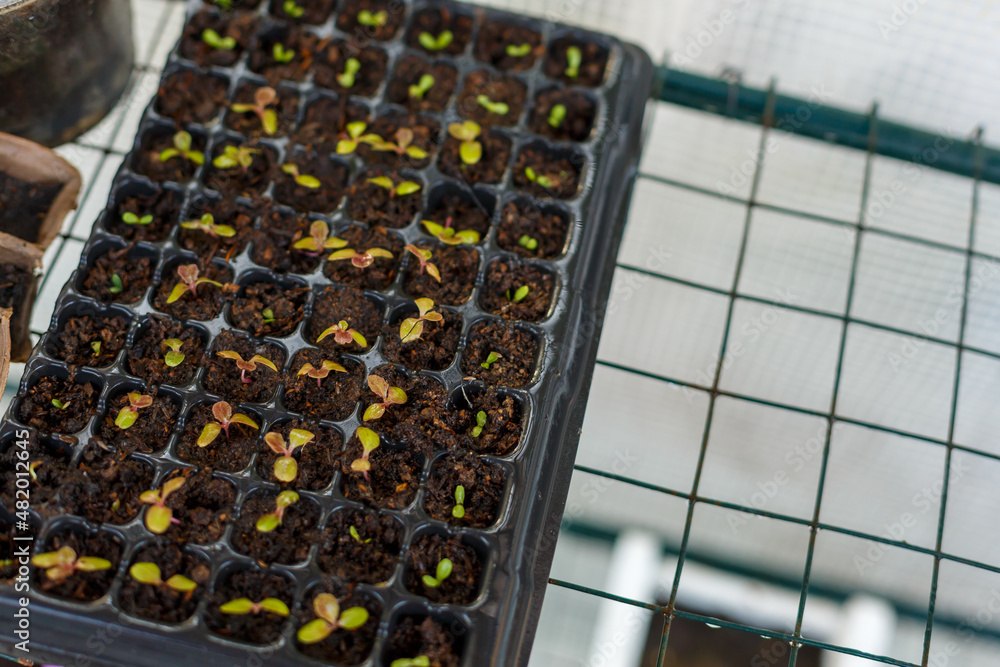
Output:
[
  {"xmin": 108, "ymin": 186, "xmax": 183, "ymax": 242},
  {"xmin": 438, "ymin": 128, "xmax": 511, "ymax": 184},
  {"xmin": 204, "ymin": 568, "xmax": 293, "ymax": 645},
  {"xmin": 176, "ymin": 401, "xmax": 260, "ymax": 472},
  {"xmin": 230, "ymin": 490, "xmax": 321, "ymax": 565},
  {"xmin": 204, "ymin": 140, "xmax": 276, "ymax": 198},
  {"xmin": 0, "ymin": 172, "xmax": 61, "ymax": 244},
  {"xmin": 422, "ymin": 190, "xmax": 492, "ymax": 241},
  {"xmin": 224, "ymin": 83, "xmax": 300, "ymax": 138},
  {"xmin": 480, "ymin": 258, "xmax": 555, "ymax": 321},
  {"xmin": 248, "ymin": 26, "xmax": 323, "ymax": 84},
  {"xmin": 179, "ymin": 8, "xmax": 258, "ymax": 68},
  {"xmin": 152, "ymin": 261, "xmax": 236, "ymax": 321},
  {"xmin": 461, "ymin": 319, "xmax": 538, "ymax": 387},
  {"xmin": 135, "ymin": 130, "xmax": 206, "ymax": 184},
  {"xmin": 283, "ymin": 347, "xmax": 364, "ymax": 422},
  {"xmin": 313, "ymin": 40, "xmax": 388, "ymax": 98},
  {"xmin": 229, "ymin": 281, "xmax": 309, "ymax": 338},
  {"xmin": 496, "ymin": 200, "xmax": 570, "ymax": 259},
  {"xmin": 255, "ymin": 418, "xmax": 340, "ymax": 491},
  {"xmin": 180, "ymin": 195, "xmax": 258, "ymax": 260},
  {"xmin": 0, "ymin": 264, "xmax": 30, "ymax": 310},
  {"xmin": 385, "ymin": 55, "xmax": 458, "ymax": 113},
  {"xmin": 306, "ymin": 285, "xmax": 384, "ymax": 352},
  {"xmin": 272, "ymin": 150, "xmax": 349, "ymax": 213},
  {"xmin": 339, "ymin": 432, "xmax": 421, "ymax": 510},
  {"xmin": 315, "ymin": 507, "xmax": 402, "ymax": 585},
  {"xmin": 97, "ymin": 390, "xmax": 179, "ymax": 454},
  {"xmin": 384, "ymin": 617, "xmax": 461, "ymax": 667},
  {"xmin": 402, "ymin": 243, "xmax": 479, "ymax": 305},
  {"xmin": 474, "ymin": 18, "xmax": 543, "ymax": 71},
  {"xmin": 543, "ymin": 36, "xmax": 609, "ymax": 87},
  {"xmin": 268, "ymin": 0, "xmax": 337, "ymax": 25},
  {"xmin": 126, "ymin": 315, "xmax": 206, "ymax": 387},
  {"xmin": 203, "ymin": 330, "xmax": 286, "ymax": 403},
  {"xmin": 251, "ymin": 208, "xmax": 323, "ymax": 274},
  {"xmin": 345, "ymin": 168, "xmax": 423, "ymax": 229},
  {"xmin": 118, "ymin": 542, "xmax": 210, "ymax": 623},
  {"xmin": 404, "ymin": 6, "xmax": 473, "ymax": 56},
  {"xmin": 17, "ymin": 375, "xmax": 98, "ymax": 434},
  {"xmin": 424, "ymin": 451, "xmax": 506, "ymax": 528},
  {"xmin": 382, "ymin": 305, "xmax": 461, "ymax": 372},
  {"xmin": 291, "ymin": 95, "xmax": 370, "ymax": 155},
  {"xmin": 80, "ymin": 245, "xmax": 155, "ymax": 304},
  {"xmin": 155, "ymin": 70, "xmax": 229, "ymax": 126},
  {"xmin": 405, "ymin": 533, "xmax": 483, "ymax": 605},
  {"xmin": 322, "ymin": 224, "xmax": 403, "ymax": 290},
  {"xmin": 0, "ymin": 433, "xmax": 72, "ymax": 517},
  {"xmin": 456, "ymin": 70, "xmax": 527, "ymax": 127},
  {"xmin": 296, "ymin": 580, "xmax": 381, "ymax": 664},
  {"xmin": 33, "ymin": 530, "xmax": 121, "ymax": 602},
  {"xmin": 358, "ymin": 112, "xmax": 439, "ymax": 170},
  {"xmin": 160, "ymin": 467, "xmax": 237, "ymax": 545},
  {"xmin": 62, "ymin": 442, "xmax": 154, "ymax": 525},
  {"xmin": 46, "ymin": 313, "xmax": 129, "ymax": 368},
  {"xmin": 512, "ymin": 145, "xmax": 583, "ymax": 199},
  {"xmin": 528, "ymin": 87, "xmax": 597, "ymax": 142},
  {"xmin": 448, "ymin": 385, "xmax": 523, "ymax": 457},
  {"xmin": 336, "ymin": 0, "xmax": 403, "ymax": 42}
]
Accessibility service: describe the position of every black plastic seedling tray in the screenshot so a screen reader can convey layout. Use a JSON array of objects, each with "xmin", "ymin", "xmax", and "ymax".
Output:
[{"xmin": 0, "ymin": 0, "xmax": 653, "ymax": 665}]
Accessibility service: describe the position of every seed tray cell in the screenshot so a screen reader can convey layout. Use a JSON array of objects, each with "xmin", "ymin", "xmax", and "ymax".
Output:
[{"xmin": 0, "ymin": 0, "xmax": 653, "ymax": 665}]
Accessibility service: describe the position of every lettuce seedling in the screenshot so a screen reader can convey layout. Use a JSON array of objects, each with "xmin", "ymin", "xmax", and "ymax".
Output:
[
  {"xmin": 109, "ymin": 274, "xmax": 124, "ymax": 294},
  {"xmin": 517, "ymin": 234, "xmax": 539, "ymax": 251},
  {"xmin": 220, "ymin": 596, "xmax": 290, "ymax": 616},
  {"xmin": 297, "ymin": 593, "xmax": 370, "ymax": 644},
  {"xmin": 349, "ymin": 525, "xmax": 370, "ymax": 544},
  {"xmin": 213, "ymin": 144, "xmax": 259, "ymax": 171},
  {"xmin": 506, "ymin": 43, "xmax": 531, "ymax": 57},
  {"xmin": 213, "ymin": 0, "xmax": 233, "ymax": 9},
  {"xmin": 129, "ymin": 562, "xmax": 198, "ymax": 593},
  {"xmin": 262, "ymin": 308, "xmax": 275, "ymax": 324},
  {"xmin": 32, "ymin": 546, "xmax": 111, "ymax": 581},
  {"xmin": 421, "ymin": 557, "xmax": 453, "ymax": 588},
  {"xmin": 399, "ymin": 298, "xmax": 443, "ymax": 343},
  {"xmin": 166, "ymin": 264, "xmax": 225, "ymax": 304},
  {"xmin": 230, "ymin": 86, "xmax": 280, "ymax": 135},
  {"xmin": 281, "ymin": 163, "xmax": 321, "ymax": 188},
  {"xmin": 140, "ymin": 476, "xmax": 186, "ymax": 534},
  {"xmin": 114, "ymin": 392, "xmax": 154, "ymax": 430},
  {"xmin": 297, "ymin": 359, "xmax": 348, "ymax": 387},
  {"xmin": 548, "ymin": 103, "xmax": 567, "ymax": 128},
  {"xmin": 476, "ymin": 94, "xmax": 509, "ymax": 116},
  {"xmin": 337, "ymin": 57, "xmax": 361, "ymax": 88},
  {"xmin": 391, "ymin": 657, "xmax": 431, "ymax": 667},
  {"xmin": 447, "ymin": 121, "xmax": 481, "ymax": 165},
  {"xmin": 363, "ymin": 375, "xmax": 407, "ymax": 421},
  {"xmin": 202, "ymin": 28, "xmax": 237, "ymax": 50},
  {"xmin": 265, "ymin": 429, "xmax": 315, "ymax": 482},
  {"xmin": 452, "ymin": 485, "xmax": 466, "ymax": 518},
  {"xmin": 335, "ymin": 122, "xmax": 381, "ymax": 154},
  {"xmin": 357, "ymin": 9, "xmax": 388, "ymax": 26},
  {"xmin": 122, "ymin": 212, "xmax": 153, "ymax": 226},
  {"xmin": 471, "ymin": 410, "xmax": 487, "ymax": 438},
  {"xmin": 197, "ymin": 400, "xmax": 260, "ymax": 447},
  {"xmin": 368, "ymin": 128, "xmax": 429, "ymax": 159},
  {"xmin": 273, "ymin": 43, "xmax": 296, "ymax": 63},
  {"xmin": 50, "ymin": 398, "xmax": 69, "ymax": 410},
  {"xmin": 480, "ymin": 351, "xmax": 502, "ymax": 369},
  {"xmin": 404, "ymin": 244, "xmax": 441, "ymax": 283},
  {"xmin": 409, "ymin": 74, "xmax": 435, "ymax": 99},
  {"xmin": 256, "ymin": 490, "xmax": 300, "ymax": 532},
  {"xmin": 366, "ymin": 175, "xmax": 422, "ymax": 197},
  {"xmin": 564, "ymin": 45, "xmax": 582, "ymax": 78},
  {"xmin": 159, "ymin": 131, "xmax": 205, "ymax": 165},
  {"xmin": 507, "ymin": 285, "xmax": 530, "ymax": 302},
  {"xmin": 162, "ymin": 338, "xmax": 186, "ymax": 367},
  {"xmin": 180, "ymin": 213, "xmax": 236, "ymax": 238},
  {"xmin": 316, "ymin": 320, "xmax": 368, "ymax": 348},
  {"xmin": 421, "ymin": 218, "xmax": 480, "ymax": 245},
  {"xmin": 418, "ymin": 30, "xmax": 452, "ymax": 51},
  {"xmin": 327, "ymin": 245, "xmax": 394, "ymax": 268},
  {"xmin": 350, "ymin": 427, "xmax": 380, "ymax": 480},
  {"xmin": 282, "ymin": 0, "xmax": 304, "ymax": 18},
  {"xmin": 215, "ymin": 350, "xmax": 279, "ymax": 384},
  {"xmin": 292, "ymin": 220, "xmax": 347, "ymax": 256},
  {"xmin": 523, "ymin": 167, "xmax": 554, "ymax": 189},
  {"xmin": 28, "ymin": 460, "xmax": 42, "ymax": 483},
  {"xmin": 90, "ymin": 341, "xmax": 102, "ymax": 357}
]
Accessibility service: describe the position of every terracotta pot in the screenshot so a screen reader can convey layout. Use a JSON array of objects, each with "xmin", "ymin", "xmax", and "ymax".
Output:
[{"xmin": 0, "ymin": 0, "xmax": 134, "ymax": 147}]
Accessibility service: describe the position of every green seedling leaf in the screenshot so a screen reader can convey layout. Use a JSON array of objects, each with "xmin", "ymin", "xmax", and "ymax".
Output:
[
  {"xmin": 517, "ymin": 234, "xmax": 539, "ymax": 251},
  {"xmin": 273, "ymin": 43, "xmax": 295, "ymax": 63},
  {"xmin": 565, "ymin": 45, "xmax": 582, "ymax": 78},
  {"xmin": 409, "ymin": 73, "xmax": 435, "ymax": 99},
  {"xmin": 418, "ymin": 30, "xmax": 452, "ymax": 51},
  {"xmin": 357, "ymin": 9, "xmax": 388, "ymax": 26},
  {"xmin": 90, "ymin": 341, "xmax": 102, "ymax": 356},
  {"xmin": 548, "ymin": 103, "xmax": 567, "ymax": 128},
  {"xmin": 476, "ymin": 94, "xmax": 509, "ymax": 115},
  {"xmin": 337, "ymin": 57, "xmax": 361, "ymax": 88},
  {"xmin": 471, "ymin": 410, "xmax": 487, "ymax": 438},
  {"xmin": 391, "ymin": 658, "xmax": 431, "ymax": 667},
  {"xmin": 283, "ymin": 0, "xmax": 304, "ymax": 17},
  {"xmin": 202, "ymin": 28, "xmax": 237, "ymax": 50},
  {"xmin": 480, "ymin": 351, "xmax": 502, "ymax": 369},
  {"xmin": 506, "ymin": 42, "xmax": 532, "ymax": 57},
  {"xmin": 109, "ymin": 274, "xmax": 123, "ymax": 294},
  {"xmin": 122, "ymin": 212, "xmax": 154, "ymax": 225}
]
